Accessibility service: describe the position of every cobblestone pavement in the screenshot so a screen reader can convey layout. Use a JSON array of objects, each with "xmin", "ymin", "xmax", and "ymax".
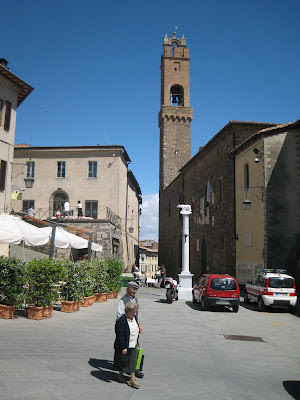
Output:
[{"xmin": 0, "ymin": 287, "xmax": 300, "ymax": 400}]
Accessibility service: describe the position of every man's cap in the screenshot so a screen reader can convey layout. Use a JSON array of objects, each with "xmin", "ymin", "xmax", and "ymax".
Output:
[{"xmin": 127, "ymin": 281, "xmax": 139, "ymax": 289}]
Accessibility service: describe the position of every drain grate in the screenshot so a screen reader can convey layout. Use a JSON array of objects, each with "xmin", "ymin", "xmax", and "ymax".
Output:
[{"xmin": 224, "ymin": 334, "xmax": 265, "ymax": 342}]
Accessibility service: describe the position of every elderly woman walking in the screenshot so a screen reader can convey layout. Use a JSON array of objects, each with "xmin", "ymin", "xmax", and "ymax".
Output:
[{"xmin": 114, "ymin": 302, "xmax": 141, "ymax": 388}]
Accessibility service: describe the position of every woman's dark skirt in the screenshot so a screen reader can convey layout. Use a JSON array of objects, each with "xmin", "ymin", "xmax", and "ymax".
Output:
[{"xmin": 114, "ymin": 346, "xmax": 136, "ymax": 374}]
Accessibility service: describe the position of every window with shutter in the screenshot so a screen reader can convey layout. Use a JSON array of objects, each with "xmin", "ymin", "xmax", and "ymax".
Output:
[
  {"xmin": 0, "ymin": 160, "xmax": 7, "ymax": 190},
  {"xmin": 4, "ymin": 101, "xmax": 12, "ymax": 132}
]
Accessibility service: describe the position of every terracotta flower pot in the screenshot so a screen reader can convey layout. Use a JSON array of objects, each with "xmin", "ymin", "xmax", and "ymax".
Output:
[
  {"xmin": 79, "ymin": 295, "xmax": 95, "ymax": 307},
  {"xmin": 113, "ymin": 291, "xmax": 118, "ymax": 298},
  {"xmin": 61, "ymin": 301, "xmax": 80, "ymax": 313},
  {"xmin": 94, "ymin": 293, "xmax": 107, "ymax": 303},
  {"xmin": 106, "ymin": 292, "xmax": 114, "ymax": 299},
  {"xmin": 28, "ymin": 305, "xmax": 54, "ymax": 320},
  {"xmin": 0, "ymin": 304, "xmax": 16, "ymax": 319}
]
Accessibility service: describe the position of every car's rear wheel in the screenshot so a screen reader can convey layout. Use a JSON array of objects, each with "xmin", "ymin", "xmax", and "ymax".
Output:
[
  {"xmin": 258, "ymin": 297, "xmax": 266, "ymax": 312},
  {"xmin": 289, "ymin": 306, "xmax": 296, "ymax": 314},
  {"xmin": 232, "ymin": 304, "xmax": 239, "ymax": 313},
  {"xmin": 244, "ymin": 290, "xmax": 250, "ymax": 304}
]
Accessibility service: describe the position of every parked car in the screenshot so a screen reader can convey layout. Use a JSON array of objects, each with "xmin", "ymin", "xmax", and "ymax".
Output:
[
  {"xmin": 244, "ymin": 269, "xmax": 297, "ymax": 312},
  {"xmin": 192, "ymin": 274, "xmax": 240, "ymax": 312}
]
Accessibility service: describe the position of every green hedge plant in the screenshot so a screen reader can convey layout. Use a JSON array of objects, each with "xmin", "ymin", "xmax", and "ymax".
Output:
[
  {"xmin": 78, "ymin": 260, "xmax": 97, "ymax": 298},
  {"xmin": 0, "ymin": 256, "xmax": 26, "ymax": 307},
  {"xmin": 60, "ymin": 261, "xmax": 83, "ymax": 303},
  {"xmin": 91, "ymin": 259, "xmax": 109, "ymax": 294},
  {"xmin": 105, "ymin": 258, "xmax": 123, "ymax": 293},
  {"xmin": 26, "ymin": 258, "xmax": 65, "ymax": 307}
]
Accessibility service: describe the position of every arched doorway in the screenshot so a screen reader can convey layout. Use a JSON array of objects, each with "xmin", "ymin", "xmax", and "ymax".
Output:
[{"xmin": 51, "ymin": 191, "xmax": 68, "ymax": 216}]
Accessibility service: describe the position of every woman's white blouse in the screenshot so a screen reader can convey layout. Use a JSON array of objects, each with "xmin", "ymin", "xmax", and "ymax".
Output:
[{"xmin": 127, "ymin": 318, "xmax": 139, "ymax": 348}]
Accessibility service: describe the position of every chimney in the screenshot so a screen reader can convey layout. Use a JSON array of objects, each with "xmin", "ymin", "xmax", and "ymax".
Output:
[{"xmin": 0, "ymin": 59, "xmax": 9, "ymax": 68}]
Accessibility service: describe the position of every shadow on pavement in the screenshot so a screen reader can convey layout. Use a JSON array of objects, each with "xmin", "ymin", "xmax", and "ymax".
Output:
[
  {"xmin": 241, "ymin": 302, "xmax": 300, "ymax": 317},
  {"xmin": 89, "ymin": 358, "xmax": 118, "ymax": 383},
  {"xmin": 154, "ymin": 299, "xmax": 167, "ymax": 303},
  {"xmin": 283, "ymin": 381, "xmax": 300, "ymax": 399},
  {"xmin": 185, "ymin": 301, "xmax": 232, "ymax": 312}
]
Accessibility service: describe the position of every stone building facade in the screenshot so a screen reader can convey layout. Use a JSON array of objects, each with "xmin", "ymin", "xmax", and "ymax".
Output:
[
  {"xmin": 232, "ymin": 119, "xmax": 300, "ymax": 287},
  {"xmin": 0, "ymin": 58, "xmax": 33, "ymax": 256},
  {"xmin": 139, "ymin": 240, "xmax": 158, "ymax": 278},
  {"xmin": 159, "ymin": 121, "xmax": 276, "ymax": 279},
  {"xmin": 11, "ymin": 145, "xmax": 142, "ymax": 269}
]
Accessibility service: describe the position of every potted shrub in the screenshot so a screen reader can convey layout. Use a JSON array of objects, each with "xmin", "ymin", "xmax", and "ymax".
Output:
[
  {"xmin": 92, "ymin": 259, "xmax": 109, "ymax": 302},
  {"xmin": 0, "ymin": 256, "xmax": 26, "ymax": 319},
  {"xmin": 25, "ymin": 258, "xmax": 65, "ymax": 320},
  {"xmin": 105, "ymin": 258, "xmax": 123, "ymax": 299},
  {"xmin": 78, "ymin": 261, "xmax": 96, "ymax": 307},
  {"xmin": 60, "ymin": 261, "xmax": 82, "ymax": 312}
]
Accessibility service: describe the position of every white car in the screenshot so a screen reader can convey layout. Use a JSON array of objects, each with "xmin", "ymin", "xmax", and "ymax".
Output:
[{"xmin": 244, "ymin": 269, "xmax": 297, "ymax": 312}]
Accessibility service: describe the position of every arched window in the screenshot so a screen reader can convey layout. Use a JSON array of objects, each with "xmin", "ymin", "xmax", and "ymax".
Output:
[{"xmin": 170, "ymin": 85, "xmax": 184, "ymax": 106}]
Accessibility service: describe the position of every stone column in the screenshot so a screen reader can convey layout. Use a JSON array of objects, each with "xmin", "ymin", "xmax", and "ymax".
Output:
[{"xmin": 177, "ymin": 204, "xmax": 193, "ymax": 300}]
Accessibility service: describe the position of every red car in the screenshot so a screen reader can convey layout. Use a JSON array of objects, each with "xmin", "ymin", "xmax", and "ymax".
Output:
[{"xmin": 192, "ymin": 274, "xmax": 240, "ymax": 312}]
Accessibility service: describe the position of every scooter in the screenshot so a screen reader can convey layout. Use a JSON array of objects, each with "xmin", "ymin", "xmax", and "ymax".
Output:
[{"xmin": 165, "ymin": 277, "xmax": 179, "ymax": 303}]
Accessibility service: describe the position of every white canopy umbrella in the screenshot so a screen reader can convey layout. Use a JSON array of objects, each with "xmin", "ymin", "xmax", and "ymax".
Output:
[
  {"xmin": 40, "ymin": 226, "xmax": 102, "ymax": 252},
  {"xmin": 0, "ymin": 214, "xmax": 50, "ymax": 246}
]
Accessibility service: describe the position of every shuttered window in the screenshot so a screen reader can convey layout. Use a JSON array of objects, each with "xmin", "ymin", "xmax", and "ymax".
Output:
[
  {"xmin": 0, "ymin": 160, "xmax": 7, "ymax": 190},
  {"xmin": 4, "ymin": 101, "xmax": 12, "ymax": 132}
]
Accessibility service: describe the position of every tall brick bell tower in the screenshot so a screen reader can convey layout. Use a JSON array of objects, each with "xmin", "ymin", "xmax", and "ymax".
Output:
[{"xmin": 159, "ymin": 31, "xmax": 193, "ymax": 191}]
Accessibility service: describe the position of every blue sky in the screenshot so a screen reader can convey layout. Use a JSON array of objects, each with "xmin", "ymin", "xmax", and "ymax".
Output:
[{"xmin": 2, "ymin": 0, "xmax": 300, "ymax": 240}]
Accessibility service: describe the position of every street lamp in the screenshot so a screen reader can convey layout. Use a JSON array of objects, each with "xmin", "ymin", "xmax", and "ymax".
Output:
[
  {"xmin": 128, "ymin": 226, "xmax": 134, "ymax": 233},
  {"xmin": 242, "ymin": 186, "xmax": 263, "ymax": 210},
  {"xmin": 24, "ymin": 177, "xmax": 34, "ymax": 189},
  {"xmin": 242, "ymin": 198, "xmax": 252, "ymax": 210}
]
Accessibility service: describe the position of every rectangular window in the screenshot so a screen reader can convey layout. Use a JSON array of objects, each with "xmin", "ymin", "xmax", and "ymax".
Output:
[
  {"xmin": 4, "ymin": 101, "xmax": 12, "ymax": 132},
  {"xmin": 23, "ymin": 200, "xmax": 35, "ymax": 214},
  {"xmin": 85, "ymin": 200, "xmax": 98, "ymax": 219},
  {"xmin": 88, "ymin": 161, "xmax": 97, "ymax": 178},
  {"xmin": 27, "ymin": 161, "xmax": 35, "ymax": 178},
  {"xmin": 57, "ymin": 161, "xmax": 66, "ymax": 178},
  {"xmin": 0, "ymin": 160, "xmax": 7, "ymax": 190},
  {"xmin": 244, "ymin": 163, "xmax": 249, "ymax": 190}
]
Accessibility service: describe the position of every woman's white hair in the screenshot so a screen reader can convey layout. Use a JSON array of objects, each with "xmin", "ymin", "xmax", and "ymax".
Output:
[{"xmin": 125, "ymin": 302, "xmax": 139, "ymax": 313}]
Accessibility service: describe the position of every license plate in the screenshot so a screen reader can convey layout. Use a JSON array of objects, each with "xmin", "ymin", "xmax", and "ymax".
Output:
[
  {"xmin": 216, "ymin": 300, "xmax": 230, "ymax": 305},
  {"xmin": 275, "ymin": 293, "xmax": 288, "ymax": 296}
]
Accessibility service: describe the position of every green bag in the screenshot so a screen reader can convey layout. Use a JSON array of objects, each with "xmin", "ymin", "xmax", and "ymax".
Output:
[{"xmin": 135, "ymin": 346, "xmax": 143, "ymax": 370}]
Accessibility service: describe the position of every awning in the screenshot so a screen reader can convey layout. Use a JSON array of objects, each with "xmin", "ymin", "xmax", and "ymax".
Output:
[
  {"xmin": 0, "ymin": 214, "xmax": 50, "ymax": 246},
  {"xmin": 40, "ymin": 226, "xmax": 102, "ymax": 252}
]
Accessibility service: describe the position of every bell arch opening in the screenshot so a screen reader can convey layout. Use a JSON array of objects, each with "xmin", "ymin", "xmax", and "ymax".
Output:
[{"xmin": 170, "ymin": 85, "xmax": 184, "ymax": 106}]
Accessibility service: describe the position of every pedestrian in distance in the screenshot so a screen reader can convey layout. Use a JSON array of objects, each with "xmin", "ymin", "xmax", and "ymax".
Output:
[
  {"xmin": 159, "ymin": 264, "xmax": 166, "ymax": 288},
  {"xmin": 63, "ymin": 200, "xmax": 70, "ymax": 217},
  {"xmin": 28, "ymin": 207, "xmax": 34, "ymax": 218},
  {"xmin": 77, "ymin": 200, "xmax": 83, "ymax": 218},
  {"xmin": 114, "ymin": 302, "xmax": 141, "ymax": 388}
]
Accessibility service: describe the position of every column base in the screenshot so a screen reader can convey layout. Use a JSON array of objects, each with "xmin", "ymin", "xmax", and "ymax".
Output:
[{"xmin": 178, "ymin": 273, "xmax": 194, "ymax": 301}]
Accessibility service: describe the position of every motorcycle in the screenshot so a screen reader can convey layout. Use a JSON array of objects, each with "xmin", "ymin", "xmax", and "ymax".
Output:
[{"xmin": 165, "ymin": 277, "xmax": 179, "ymax": 303}]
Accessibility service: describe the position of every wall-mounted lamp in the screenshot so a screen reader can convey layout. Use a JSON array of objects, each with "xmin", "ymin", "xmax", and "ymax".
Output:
[
  {"xmin": 24, "ymin": 177, "xmax": 34, "ymax": 188},
  {"xmin": 242, "ymin": 186, "xmax": 263, "ymax": 210},
  {"xmin": 242, "ymin": 198, "xmax": 252, "ymax": 210},
  {"xmin": 129, "ymin": 226, "xmax": 134, "ymax": 233}
]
